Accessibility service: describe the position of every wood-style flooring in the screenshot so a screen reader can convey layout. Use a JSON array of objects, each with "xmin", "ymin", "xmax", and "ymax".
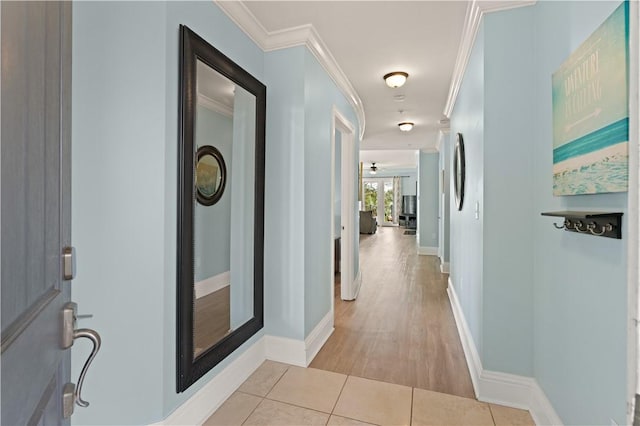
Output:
[
  {"xmin": 310, "ymin": 226, "xmax": 475, "ymax": 398},
  {"xmin": 194, "ymin": 286, "xmax": 230, "ymax": 358}
]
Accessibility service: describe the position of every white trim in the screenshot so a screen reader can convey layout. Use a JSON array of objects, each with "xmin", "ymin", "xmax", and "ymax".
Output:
[
  {"xmin": 444, "ymin": 0, "xmax": 536, "ymax": 117},
  {"xmin": 447, "ymin": 279, "xmax": 563, "ymax": 425},
  {"xmin": 417, "ymin": 246, "xmax": 438, "ymax": 256},
  {"xmin": 194, "ymin": 271, "xmax": 230, "ymax": 299},
  {"xmin": 304, "ymin": 311, "xmax": 334, "ymax": 366},
  {"xmin": 214, "ymin": 1, "xmax": 365, "ymax": 141},
  {"xmin": 352, "ymin": 269, "xmax": 362, "ymax": 300},
  {"xmin": 264, "ymin": 335, "xmax": 306, "ymax": 367},
  {"xmin": 529, "ymin": 381, "xmax": 565, "ymax": 426},
  {"xmin": 153, "ymin": 337, "xmax": 266, "ymax": 426},
  {"xmin": 333, "ymin": 107, "xmax": 358, "ymax": 302},
  {"xmin": 447, "ymin": 279, "xmax": 481, "ymax": 395},
  {"xmin": 440, "ymin": 261, "xmax": 450, "ymax": 274},
  {"xmin": 198, "ymin": 93, "xmax": 233, "ymax": 118}
]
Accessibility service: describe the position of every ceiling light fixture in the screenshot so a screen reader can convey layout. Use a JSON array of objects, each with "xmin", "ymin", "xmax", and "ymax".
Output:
[
  {"xmin": 398, "ymin": 122, "xmax": 414, "ymax": 132},
  {"xmin": 370, "ymin": 163, "xmax": 378, "ymax": 174},
  {"xmin": 384, "ymin": 71, "xmax": 408, "ymax": 88}
]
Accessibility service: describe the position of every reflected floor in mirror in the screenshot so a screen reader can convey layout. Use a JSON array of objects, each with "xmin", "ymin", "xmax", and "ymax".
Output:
[
  {"xmin": 194, "ymin": 286, "xmax": 230, "ymax": 358},
  {"xmin": 204, "ymin": 361, "xmax": 535, "ymax": 426}
]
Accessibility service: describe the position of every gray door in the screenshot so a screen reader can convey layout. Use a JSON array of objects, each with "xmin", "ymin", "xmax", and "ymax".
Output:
[{"xmin": 1, "ymin": 2, "xmax": 72, "ymax": 425}]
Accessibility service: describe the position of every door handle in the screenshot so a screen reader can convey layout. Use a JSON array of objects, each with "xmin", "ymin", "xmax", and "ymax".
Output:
[{"xmin": 61, "ymin": 302, "xmax": 102, "ymax": 418}]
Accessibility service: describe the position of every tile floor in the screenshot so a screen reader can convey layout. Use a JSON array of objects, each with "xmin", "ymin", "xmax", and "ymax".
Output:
[{"xmin": 204, "ymin": 361, "xmax": 535, "ymax": 426}]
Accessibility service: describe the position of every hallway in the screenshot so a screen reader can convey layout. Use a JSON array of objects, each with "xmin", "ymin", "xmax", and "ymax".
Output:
[{"xmin": 310, "ymin": 227, "xmax": 474, "ymax": 399}]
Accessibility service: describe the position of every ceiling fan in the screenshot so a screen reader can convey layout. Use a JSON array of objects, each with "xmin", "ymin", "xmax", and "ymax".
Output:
[{"xmin": 370, "ymin": 163, "xmax": 378, "ymax": 174}]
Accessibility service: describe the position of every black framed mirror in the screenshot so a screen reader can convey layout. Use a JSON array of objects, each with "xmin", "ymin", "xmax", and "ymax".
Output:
[
  {"xmin": 453, "ymin": 132, "xmax": 465, "ymax": 211},
  {"xmin": 177, "ymin": 25, "xmax": 266, "ymax": 392}
]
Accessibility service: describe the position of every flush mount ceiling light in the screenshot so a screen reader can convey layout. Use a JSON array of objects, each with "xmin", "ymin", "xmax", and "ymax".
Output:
[
  {"xmin": 370, "ymin": 163, "xmax": 378, "ymax": 174},
  {"xmin": 398, "ymin": 122, "xmax": 414, "ymax": 132},
  {"xmin": 383, "ymin": 71, "xmax": 408, "ymax": 88}
]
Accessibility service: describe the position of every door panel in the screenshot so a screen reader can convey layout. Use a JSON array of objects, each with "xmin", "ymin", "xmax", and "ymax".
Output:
[{"xmin": 1, "ymin": 2, "xmax": 72, "ymax": 424}]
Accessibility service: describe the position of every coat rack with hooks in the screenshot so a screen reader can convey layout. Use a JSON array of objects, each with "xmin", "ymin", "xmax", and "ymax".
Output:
[{"xmin": 541, "ymin": 211, "xmax": 623, "ymax": 239}]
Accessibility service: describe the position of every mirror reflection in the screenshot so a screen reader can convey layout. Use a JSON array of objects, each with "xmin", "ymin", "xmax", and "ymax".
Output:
[{"xmin": 193, "ymin": 59, "xmax": 256, "ymax": 359}]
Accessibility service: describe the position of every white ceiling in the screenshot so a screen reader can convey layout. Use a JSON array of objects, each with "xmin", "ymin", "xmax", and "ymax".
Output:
[
  {"xmin": 243, "ymin": 0, "xmax": 467, "ymax": 166},
  {"xmin": 360, "ymin": 149, "xmax": 418, "ymax": 171}
]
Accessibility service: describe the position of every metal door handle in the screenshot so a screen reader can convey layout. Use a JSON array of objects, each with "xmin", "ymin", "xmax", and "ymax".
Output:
[
  {"xmin": 73, "ymin": 328, "xmax": 101, "ymax": 407},
  {"xmin": 61, "ymin": 302, "xmax": 102, "ymax": 418}
]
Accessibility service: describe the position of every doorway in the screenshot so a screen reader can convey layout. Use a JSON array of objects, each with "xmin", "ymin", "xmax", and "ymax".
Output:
[
  {"xmin": 330, "ymin": 107, "xmax": 358, "ymax": 307},
  {"xmin": 363, "ymin": 178, "xmax": 397, "ymax": 227}
]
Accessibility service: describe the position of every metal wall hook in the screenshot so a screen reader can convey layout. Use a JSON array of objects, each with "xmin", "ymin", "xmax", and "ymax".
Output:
[
  {"xmin": 589, "ymin": 222, "xmax": 613, "ymax": 236},
  {"xmin": 541, "ymin": 211, "xmax": 623, "ymax": 239},
  {"xmin": 573, "ymin": 221, "xmax": 589, "ymax": 233}
]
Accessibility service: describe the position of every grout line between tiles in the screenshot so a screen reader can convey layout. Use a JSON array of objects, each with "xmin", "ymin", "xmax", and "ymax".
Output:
[
  {"xmin": 410, "ymin": 387, "xmax": 414, "ymax": 426},
  {"xmin": 240, "ymin": 395, "xmax": 264, "ymax": 426},
  {"xmin": 329, "ymin": 374, "xmax": 349, "ymax": 415},
  {"xmin": 488, "ymin": 403, "xmax": 497, "ymax": 426}
]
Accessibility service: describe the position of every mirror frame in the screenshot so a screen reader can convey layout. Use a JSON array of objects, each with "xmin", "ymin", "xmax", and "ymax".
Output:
[
  {"xmin": 177, "ymin": 25, "xmax": 266, "ymax": 392},
  {"xmin": 453, "ymin": 132, "xmax": 466, "ymax": 211}
]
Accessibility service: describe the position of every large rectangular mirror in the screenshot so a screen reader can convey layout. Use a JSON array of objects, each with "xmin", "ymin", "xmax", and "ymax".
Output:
[{"xmin": 177, "ymin": 25, "xmax": 265, "ymax": 392}]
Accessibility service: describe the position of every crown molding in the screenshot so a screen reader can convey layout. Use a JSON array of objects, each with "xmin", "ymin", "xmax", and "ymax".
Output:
[
  {"xmin": 198, "ymin": 93, "xmax": 233, "ymax": 118},
  {"xmin": 215, "ymin": 1, "xmax": 366, "ymax": 141},
  {"xmin": 443, "ymin": 0, "xmax": 536, "ymax": 117}
]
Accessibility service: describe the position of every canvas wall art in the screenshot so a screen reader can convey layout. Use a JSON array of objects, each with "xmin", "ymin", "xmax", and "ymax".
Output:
[{"xmin": 552, "ymin": 2, "xmax": 629, "ymax": 196}]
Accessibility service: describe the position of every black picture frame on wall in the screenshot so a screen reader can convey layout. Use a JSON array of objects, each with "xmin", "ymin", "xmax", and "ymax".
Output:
[{"xmin": 454, "ymin": 132, "xmax": 466, "ymax": 211}]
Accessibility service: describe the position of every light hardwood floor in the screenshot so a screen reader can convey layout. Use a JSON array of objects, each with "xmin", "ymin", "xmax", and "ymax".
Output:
[
  {"xmin": 194, "ymin": 286, "xmax": 230, "ymax": 358},
  {"xmin": 310, "ymin": 226, "xmax": 475, "ymax": 398}
]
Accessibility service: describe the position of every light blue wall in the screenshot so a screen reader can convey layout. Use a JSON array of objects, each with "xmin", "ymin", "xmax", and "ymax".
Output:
[
  {"xmin": 263, "ymin": 47, "xmax": 306, "ymax": 340},
  {"xmin": 72, "ymin": 2, "xmax": 268, "ymax": 424},
  {"xmin": 72, "ymin": 3, "xmax": 168, "ymax": 424},
  {"xmin": 450, "ymin": 21, "xmax": 485, "ymax": 354},
  {"xmin": 482, "ymin": 7, "xmax": 534, "ymax": 377},
  {"xmin": 303, "ymin": 49, "xmax": 360, "ymax": 336},
  {"xmin": 194, "ymin": 106, "xmax": 232, "ymax": 282},
  {"xmin": 530, "ymin": 2, "xmax": 628, "ymax": 424},
  {"xmin": 418, "ymin": 152, "xmax": 439, "ymax": 249},
  {"xmin": 450, "ymin": 2, "xmax": 628, "ymax": 424}
]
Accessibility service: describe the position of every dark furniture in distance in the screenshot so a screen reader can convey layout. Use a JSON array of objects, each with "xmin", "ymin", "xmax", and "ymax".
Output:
[
  {"xmin": 359, "ymin": 210, "xmax": 377, "ymax": 234},
  {"xmin": 399, "ymin": 195, "xmax": 417, "ymax": 229}
]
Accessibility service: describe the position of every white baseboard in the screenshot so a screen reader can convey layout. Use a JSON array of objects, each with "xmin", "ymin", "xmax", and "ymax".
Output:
[
  {"xmin": 529, "ymin": 381, "xmax": 564, "ymax": 426},
  {"xmin": 418, "ymin": 246, "xmax": 438, "ymax": 256},
  {"xmin": 154, "ymin": 336, "xmax": 266, "ymax": 425},
  {"xmin": 440, "ymin": 261, "xmax": 450, "ymax": 274},
  {"xmin": 447, "ymin": 278, "xmax": 563, "ymax": 425},
  {"xmin": 304, "ymin": 311, "xmax": 334, "ymax": 366},
  {"xmin": 353, "ymin": 269, "xmax": 362, "ymax": 299},
  {"xmin": 194, "ymin": 271, "xmax": 230, "ymax": 299},
  {"xmin": 264, "ymin": 335, "xmax": 306, "ymax": 367},
  {"xmin": 447, "ymin": 279, "xmax": 481, "ymax": 395}
]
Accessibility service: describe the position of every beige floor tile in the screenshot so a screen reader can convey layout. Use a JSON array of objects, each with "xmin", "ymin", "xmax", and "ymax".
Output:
[
  {"xmin": 490, "ymin": 404, "xmax": 535, "ymax": 426},
  {"xmin": 266, "ymin": 366, "xmax": 347, "ymax": 413},
  {"xmin": 203, "ymin": 392, "xmax": 262, "ymax": 426},
  {"xmin": 412, "ymin": 388, "xmax": 493, "ymax": 426},
  {"xmin": 238, "ymin": 360, "xmax": 290, "ymax": 397},
  {"xmin": 328, "ymin": 414, "xmax": 378, "ymax": 425},
  {"xmin": 333, "ymin": 376, "xmax": 412, "ymax": 425},
  {"xmin": 243, "ymin": 399, "xmax": 329, "ymax": 425}
]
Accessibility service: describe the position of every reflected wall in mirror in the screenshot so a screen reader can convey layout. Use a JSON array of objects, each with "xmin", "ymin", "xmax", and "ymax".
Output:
[{"xmin": 177, "ymin": 25, "xmax": 265, "ymax": 392}]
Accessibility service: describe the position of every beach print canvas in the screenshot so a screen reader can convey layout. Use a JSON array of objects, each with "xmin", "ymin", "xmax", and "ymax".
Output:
[{"xmin": 552, "ymin": 2, "xmax": 629, "ymax": 196}]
